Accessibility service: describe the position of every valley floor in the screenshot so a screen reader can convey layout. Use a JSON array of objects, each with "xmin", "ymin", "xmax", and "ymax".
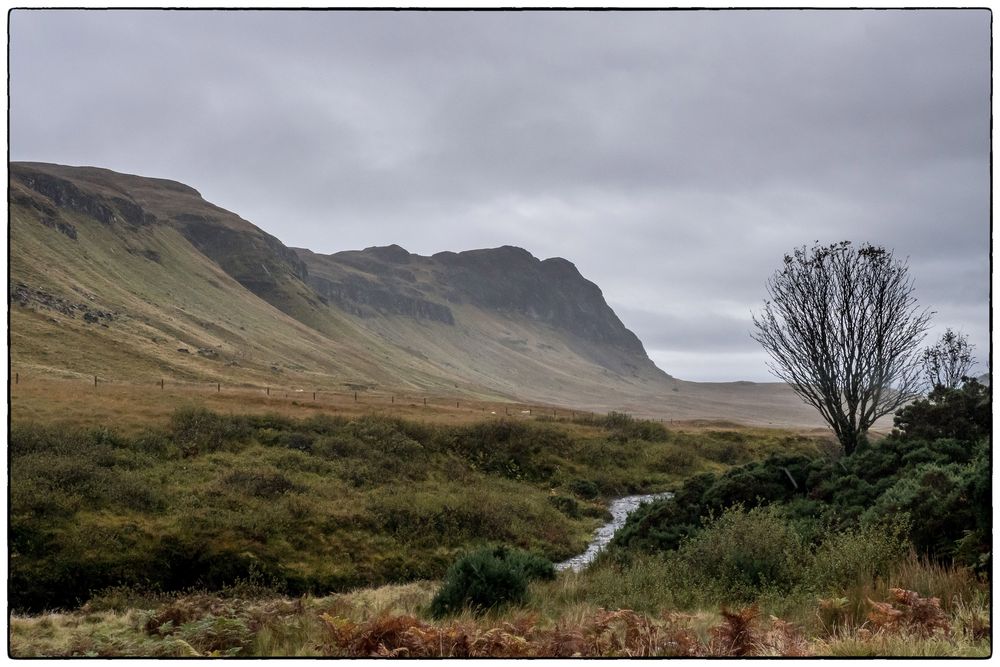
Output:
[{"xmin": 7, "ymin": 380, "xmax": 988, "ymax": 658}]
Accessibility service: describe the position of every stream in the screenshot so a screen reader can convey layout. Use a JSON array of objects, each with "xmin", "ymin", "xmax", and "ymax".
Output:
[{"xmin": 555, "ymin": 491, "xmax": 674, "ymax": 572}]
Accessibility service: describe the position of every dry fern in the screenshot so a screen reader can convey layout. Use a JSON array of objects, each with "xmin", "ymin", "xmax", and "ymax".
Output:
[
  {"xmin": 866, "ymin": 589, "xmax": 951, "ymax": 638},
  {"xmin": 710, "ymin": 604, "xmax": 759, "ymax": 656}
]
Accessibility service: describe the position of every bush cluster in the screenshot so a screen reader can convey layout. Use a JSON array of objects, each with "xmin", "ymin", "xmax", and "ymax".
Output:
[
  {"xmin": 613, "ymin": 382, "xmax": 990, "ymax": 571},
  {"xmin": 429, "ymin": 546, "xmax": 555, "ymax": 617}
]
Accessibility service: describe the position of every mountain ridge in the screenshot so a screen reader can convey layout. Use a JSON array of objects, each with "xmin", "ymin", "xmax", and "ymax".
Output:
[
  {"xmin": 9, "ymin": 162, "xmax": 671, "ymax": 401},
  {"xmin": 8, "ymin": 161, "xmax": 832, "ymax": 427},
  {"xmin": 295, "ymin": 242, "xmax": 659, "ymax": 376}
]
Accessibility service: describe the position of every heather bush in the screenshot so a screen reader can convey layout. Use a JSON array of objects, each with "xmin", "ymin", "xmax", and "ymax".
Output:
[
  {"xmin": 569, "ymin": 478, "xmax": 600, "ymax": 499},
  {"xmin": 429, "ymin": 546, "xmax": 554, "ymax": 617},
  {"xmin": 169, "ymin": 407, "xmax": 253, "ymax": 454}
]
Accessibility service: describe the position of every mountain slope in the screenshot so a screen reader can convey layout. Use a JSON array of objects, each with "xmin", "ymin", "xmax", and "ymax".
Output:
[
  {"xmin": 9, "ymin": 161, "xmax": 830, "ymax": 427},
  {"xmin": 10, "ymin": 162, "xmax": 453, "ymax": 390},
  {"xmin": 9, "ymin": 162, "xmax": 666, "ymax": 402}
]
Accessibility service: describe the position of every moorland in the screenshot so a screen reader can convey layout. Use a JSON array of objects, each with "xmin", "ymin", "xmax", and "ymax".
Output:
[{"xmin": 7, "ymin": 162, "xmax": 991, "ymax": 657}]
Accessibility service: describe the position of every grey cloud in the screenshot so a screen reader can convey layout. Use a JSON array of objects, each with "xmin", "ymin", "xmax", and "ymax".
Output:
[
  {"xmin": 9, "ymin": 9, "xmax": 990, "ymax": 382},
  {"xmin": 613, "ymin": 306, "xmax": 758, "ymax": 354}
]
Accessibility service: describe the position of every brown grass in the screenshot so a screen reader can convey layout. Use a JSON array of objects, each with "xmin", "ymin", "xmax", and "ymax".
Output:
[
  {"xmin": 10, "ymin": 376, "xmax": 831, "ymax": 440},
  {"xmin": 312, "ymin": 604, "xmax": 817, "ymax": 657},
  {"xmin": 11, "ymin": 584, "xmax": 989, "ymax": 658},
  {"xmin": 9, "ymin": 377, "xmax": 598, "ymax": 432}
]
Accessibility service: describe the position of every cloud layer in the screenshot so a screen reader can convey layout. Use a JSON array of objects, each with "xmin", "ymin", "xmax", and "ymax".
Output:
[{"xmin": 10, "ymin": 9, "xmax": 991, "ymax": 381}]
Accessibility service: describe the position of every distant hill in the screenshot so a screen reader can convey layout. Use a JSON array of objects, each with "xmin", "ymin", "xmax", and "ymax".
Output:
[{"xmin": 8, "ymin": 161, "xmax": 828, "ymax": 426}]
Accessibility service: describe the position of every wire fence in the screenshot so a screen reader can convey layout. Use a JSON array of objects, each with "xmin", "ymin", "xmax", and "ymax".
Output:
[{"xmin": 9, "ymin": 370, "xmax": 677, "ymax": 423}]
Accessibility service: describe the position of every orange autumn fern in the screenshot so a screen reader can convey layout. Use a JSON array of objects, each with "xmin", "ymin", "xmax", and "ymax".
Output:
[
  {"xmin": 316, "ymin": 606, "xmax": 810, "ymax": 657},
  {"xmin": 867, "ymin": 588, "xmax": 951, "ymax": 638}
]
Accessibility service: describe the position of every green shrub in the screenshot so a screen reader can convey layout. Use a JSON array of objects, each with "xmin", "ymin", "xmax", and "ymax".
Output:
[
  {"xmin": 569, "ymin": 479, "xmax": 600, "ymax": 500},
  {"xmin": 312, "ymin": 433, "xmax": 365, "ymax": 459},
  {"xmin": 299, "ymin": 414, "xmax": 349, "ymax": 434},
  {"xmin": 222, "ymin": 470, "xmax": 299, "ymax": 498},
  {"xmin": 571, "ymin": 411, "xmax": 669, "ymax": 442},
  {"xmin": 861, "ymin": 461, "xmax": 982, "ymax": 561},
  {"xmin": 429, "ymin": 545, "xmax": 554, "ymax": 617},
  {"xmin": 677, "ymin": 505, "xmax": 809, "ymax": 600},
  {"xmin": 699, "ymin": 439, "xmax": 745, "ymax": 465},
  {"xmin": 610, "ymin": 472, "xmax": 716, "ymax": 553},
  {"xmin": 349, "ymin": 416, "xmax": 425, "ymax": 456},
  {"xmin": 652, "ymin": 445, "xmax": 696, "ymax": 473},
  {"xmin": 621, "ymin": 419, "xmax": 669, "ymax": 443},
  {"xmin": 603, "ymin": 411, "xmax": 634, "ymax": 428},
  {"xmin": 548, "ymin": 495, "xmax": 580, "ymax": 518},
  {"xmin": 444, "ymin": 420, "xmax": 566, "ymax": 481},
  {"xmin": 892, "ymin": 380, "xmax": 990, "ymax": 443},
  {"xmin": 170, "ymin": 408, "xmax": 252, "ymax": 455},
  {"xmin": 806, "ymin": 518, "xmax": 911, "ymax": 591}
]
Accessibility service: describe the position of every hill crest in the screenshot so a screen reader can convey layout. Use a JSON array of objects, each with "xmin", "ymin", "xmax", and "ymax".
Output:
[{"xmin": 10, "ymin": 161, "xmax": 675, "ymax": 407}]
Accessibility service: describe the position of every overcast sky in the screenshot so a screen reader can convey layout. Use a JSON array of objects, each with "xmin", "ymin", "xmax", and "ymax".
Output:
[{"xmin": 9, "ymin": 9, "xmax": 991, "ymax": 381}]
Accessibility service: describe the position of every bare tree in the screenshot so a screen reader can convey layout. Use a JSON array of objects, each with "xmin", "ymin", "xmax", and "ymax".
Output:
[
  {"xmin": 751, "ymin": 242, "xmax": 931, "ymax": 455},
  {"xmin": 921, "ymin": 328, "xmax": 975, "ymax": 390}
]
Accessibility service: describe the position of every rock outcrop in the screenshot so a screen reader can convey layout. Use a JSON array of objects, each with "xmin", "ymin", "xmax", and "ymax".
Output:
[{"xmin": 300, "ymin": 244, "xmax": 648, "ymax": 357}]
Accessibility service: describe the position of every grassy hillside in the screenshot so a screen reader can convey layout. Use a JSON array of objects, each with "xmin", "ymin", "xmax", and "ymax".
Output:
[
  {"xmin": 10, "ymin": 181, "xmax": 427, "ymax": 389},
  {"xmin": 11, "ymin": 161, "xmax": 838, "ymax": 427}
]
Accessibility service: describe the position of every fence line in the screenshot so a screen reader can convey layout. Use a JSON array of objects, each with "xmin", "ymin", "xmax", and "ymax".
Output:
[{"xmin": 9, "ymin": 370, "xmax": 682, "ymax": 423}]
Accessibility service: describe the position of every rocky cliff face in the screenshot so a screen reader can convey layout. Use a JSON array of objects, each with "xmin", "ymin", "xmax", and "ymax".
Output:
[
  {"xmin": 11, "ymin": 165, "xmax": 156, "ymax": 231},
  {"xmin": 436, "ymin": 247, "xmax": 646, "ymax": 355},
  {"xmin": 298, "ymin": 244, "xmax": 651, "ymax": 359},
  {"xmin": 174, "ymin": 213, "xmax": 309, "ymax": 295},
  {"xmin": 11, "ymin": 162, "xmax": 311, "ymax": 310}
]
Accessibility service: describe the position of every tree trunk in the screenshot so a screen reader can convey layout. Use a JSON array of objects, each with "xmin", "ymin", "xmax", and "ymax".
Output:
[{"xmin": 839, "ymin": 427, "xmax": 868, "ymax": 456}]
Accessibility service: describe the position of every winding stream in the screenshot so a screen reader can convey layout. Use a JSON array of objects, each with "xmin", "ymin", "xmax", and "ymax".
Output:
[{"xmin": 556, "ymin": 492, "xmax": 674, "ymax": 572}]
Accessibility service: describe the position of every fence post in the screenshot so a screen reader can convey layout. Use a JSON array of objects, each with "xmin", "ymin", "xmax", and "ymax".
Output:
[
  {"xmin": 391, "ymin": 395, "xmax": 394, "ymax": 404},
  {"xmin": 160, "ymin": 378, "xmax": 164, "ymax": 389},
  {"xmin": 266, "ymin": 386, "xmax": 270, "ymax": 396},
  {"xmin": 313, "ymin": 391, "xmax": 316, "ymax": 400},
  {"xmin": 94, "ymin": 375, "xmax": 98, "ymax": 387},
  {"xmin": 15, "ymin": 372, "xmax": 18, "ymax": 385},
  {"xmin": 456, "ymin": 400, "xmax": 459, "ymax": 408},
  {"xmin": 505, "ymin": 407, "xmax": 509, "ymax": 415},
  {"xmin": 423, "ymin": 397, "xmax": 426, "ymax": 406},
  {"xmin": 354, "ymin": 392, "xmax": 357, "ymax": 402},
  {"xmin": 217, "ymin": 383, "xmax": 221, "ymax": 393}
]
